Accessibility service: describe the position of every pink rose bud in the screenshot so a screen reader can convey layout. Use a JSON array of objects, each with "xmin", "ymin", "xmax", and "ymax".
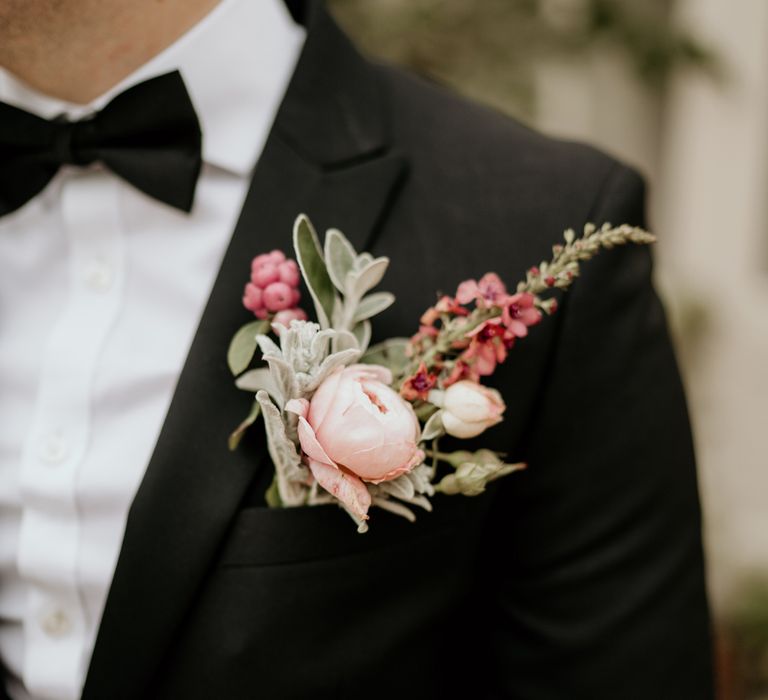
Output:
[
  {"xmin": 242, "ymin": 283, "xmax": 264, "ymax": 313},
  {"xmin": 251, "ymin": 262, "xmax": 280, "ymax": 288},
  {"xmin": 262, "ymin": 281, "xmax": 296, "ymax": 312},
  {"xmin": 267, "ymin": 249, "xmax": 286, "ymax": 263},
  {"xmin": 278, "ymin": 259, "xmax": 301, "ymax": 287},
  {"xmin": 440, "ymin": 380, "xmax": 505, "ymax": 439},
  {"xmin": 286, "ymin": 365, "xmax": 424, "ymax": 519}
]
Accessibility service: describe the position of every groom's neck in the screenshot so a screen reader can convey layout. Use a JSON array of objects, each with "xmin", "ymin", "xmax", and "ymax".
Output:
[{"xmin": 0, "ymin": 0, "xmax": 222, "ymax": 104}]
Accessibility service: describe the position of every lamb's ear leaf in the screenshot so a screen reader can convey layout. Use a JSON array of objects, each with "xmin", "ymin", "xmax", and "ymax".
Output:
[
  {"xmin": 324, "ymin": 228, "xmax": 357, "ymax": 294},
  {"xmin": 293, "ymin": 214, "xmax": 335, "ymax": 328},
  {"xmin": 235, "ymin": 367, "xmax": 282, "ymax": 401},
  {"xmin": 353, "ymin": 292, "xmax": 395, "ymax": 323},
  {"xmin": 350, "ymin": 257, "xmax": 389, "ymax": 297},
  {"xmin": 228, "ymin": 401, "xmax": 262, "ymax": 451},
  {"xmin": 227, "ymin": 320, "xmax": 270, "ymax": 376},
  {"xmin": 352, "ymin": 320, "xmax": 372, "ymax": 353}
]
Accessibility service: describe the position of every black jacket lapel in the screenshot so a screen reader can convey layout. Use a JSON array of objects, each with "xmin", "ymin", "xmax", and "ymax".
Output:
[{"xmin": 81, "ymin": 5, "xmax": 407, "ymax": 699}]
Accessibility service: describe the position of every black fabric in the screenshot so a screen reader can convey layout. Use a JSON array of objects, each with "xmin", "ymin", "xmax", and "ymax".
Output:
[
  {"xmin": 0, "ymin": 70, "xmax": 202, "ymax": 216},
  {"xmin": 75, "ymin": 2, "xmax": 712, "ymax": 699}
]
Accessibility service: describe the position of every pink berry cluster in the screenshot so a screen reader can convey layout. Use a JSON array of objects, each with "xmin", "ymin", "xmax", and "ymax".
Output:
[{"xmin": 243, "ymin": 250, "xmax": 307, "ymax": 325}]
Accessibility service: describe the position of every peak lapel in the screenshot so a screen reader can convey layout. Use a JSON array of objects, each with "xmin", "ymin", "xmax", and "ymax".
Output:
[{"xmin": 81, "ymin": 6, "xmax": 407, "ymax": 699}]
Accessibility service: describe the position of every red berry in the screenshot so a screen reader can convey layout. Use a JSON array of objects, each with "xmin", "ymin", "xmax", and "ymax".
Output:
[
  {"xmin": 242, "ymin": 283, "xmax": 264, "ymax": 313},
  {"xmin": 278, "ymin": 259, "xmax": 300, "ymax": 287},
  {"xmin": 263, "ymin": 281, "xmax": 295, "ymax": 312},
  {"xmin": 251, "ymin": 262, "xmax": 280, "ymax": 287}
]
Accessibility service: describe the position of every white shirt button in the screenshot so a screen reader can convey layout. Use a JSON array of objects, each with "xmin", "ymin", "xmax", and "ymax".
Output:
[
  {"xmin": 40, "ymin": 608, "xmax": 72, "ymax": 638},
  {"xmin": 83, "ymin": 259, "xmax": 113, "ymax": 292},
  {"xmin": 38, "ymin": 432, "xmax": 68, "ymax": 465}
]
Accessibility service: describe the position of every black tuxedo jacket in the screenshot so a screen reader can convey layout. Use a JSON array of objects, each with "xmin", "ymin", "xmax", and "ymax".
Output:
[{"xmin": 69, "ymin": 2, "xmax": 714, "ymax": 699}]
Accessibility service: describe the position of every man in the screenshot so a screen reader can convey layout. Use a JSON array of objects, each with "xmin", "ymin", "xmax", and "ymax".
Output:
[{"xmin": 0, "ymin": 0, "xmax": 714, "ymax": 698}]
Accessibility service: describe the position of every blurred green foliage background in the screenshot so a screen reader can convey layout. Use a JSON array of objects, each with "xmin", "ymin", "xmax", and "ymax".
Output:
[{"xmin": 328, "ymin": 0, "xmax": 718, "ymax": 121}]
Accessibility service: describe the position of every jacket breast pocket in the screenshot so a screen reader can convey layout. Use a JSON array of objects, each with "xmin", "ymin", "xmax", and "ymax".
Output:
[{"xmin": 217, "ymin": 496, "xmax": 473, "ymax": 568}]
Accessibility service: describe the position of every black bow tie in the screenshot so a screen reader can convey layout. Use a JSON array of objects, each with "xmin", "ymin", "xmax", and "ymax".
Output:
[{"xmin": 0, "ymin": 70, "xmax": 202, "ymax": 218}]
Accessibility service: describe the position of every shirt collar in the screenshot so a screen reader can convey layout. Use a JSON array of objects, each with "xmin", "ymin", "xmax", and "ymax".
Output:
[{"xmin": 0, "ymin": 0, "xmax": 306, "ymax": 176}]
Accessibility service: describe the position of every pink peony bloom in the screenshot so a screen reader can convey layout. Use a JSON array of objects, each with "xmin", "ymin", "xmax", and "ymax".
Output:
[{"xmin": 286, "ymin": 365, "xmax": 424, "ymax": 520}]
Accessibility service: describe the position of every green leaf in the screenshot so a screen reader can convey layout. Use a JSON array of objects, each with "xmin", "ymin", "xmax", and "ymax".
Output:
[
  {"xmin": 352, "ymin": 291, "xmax": 395, "ymax": 323},
  {"xmin": 235, "ymin": 367, "xmax": 277, "ymax": 393},
  {"xmin": 361, "ymin": 337, "xmax": 409, "ymax": 369},
  {"xmin": 324, "ymin": 228, "xmax": 357, "ymax": 294},
  {"xmin": 352, "ymin": 320, "xmax": 371, "ymax": 353},
  {"xmin": 293, "ymin": 215, "xmax": 336, "ymax": 327},
  {"xmin": 227, "ymin": 320, "xmax": 270, "ymax": 376},
  {"xmin": 228, "ymin": 400, "xmax": 262, "ymax": 451},
  {"xmin": 421, "ymin": 410, "xmax": 445, "ymax": 441},
  {"xmin": 265, "ymin": 476, "xmax": 282, "ymax": 508},
  {"xmin": 350, "ymin": 257, "xmax": 389, "ymax": 298}
]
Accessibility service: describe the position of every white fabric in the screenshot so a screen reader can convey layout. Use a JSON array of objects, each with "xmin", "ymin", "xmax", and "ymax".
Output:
[{"xmin": 0, "ymin": 1, "xmax": 305, "ymax": 698}]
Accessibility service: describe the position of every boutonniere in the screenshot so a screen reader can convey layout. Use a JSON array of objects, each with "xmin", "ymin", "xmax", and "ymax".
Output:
[{"xmin": 227, "ymin": 216, "xmax": 655, "ymax": 532}]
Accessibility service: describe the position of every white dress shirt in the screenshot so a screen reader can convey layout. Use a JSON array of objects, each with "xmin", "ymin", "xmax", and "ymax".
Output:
[{"xmin": 0, "ymin": 1, "xmax": 305, "ymax": 698}]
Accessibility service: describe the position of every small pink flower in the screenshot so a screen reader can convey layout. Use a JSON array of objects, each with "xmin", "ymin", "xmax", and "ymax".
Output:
[
  {"xmin": 286, "ymin": 365, "xmax": 424, "ymax": 520},
  {"xmin": 434, "ymin": 295, "xmax": 469, "ymax": 316},
  {"xmin": 476, "ymin": 272, "xmax": 507, "ymax": 305},
  {"xmin": 462, "ymin": 318, "xmax": 510, "ymax": 376},
  {"xmin": 400, "ymin": 362, "xmax": 438, "ymax": 401},
  {"xmin": 455, "ymin": 272, "xmax": 507, "ymax": 307},
  {"xmin": 501, "ymin": 292, "xmax": 541, "ymax": 338},
  {"xmin": 455, "ymin": 279, "xmax": 479, "ymax": 305},
  {"xmin": 443, "ymin": 361, "xmax": 479, "ymax": 387}
]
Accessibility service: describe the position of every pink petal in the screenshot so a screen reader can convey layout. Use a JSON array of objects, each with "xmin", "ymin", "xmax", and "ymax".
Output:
[
  {"xmin": 296, "ymin": 416, "xmax": 338, "ymax": 467},
  {"xmin": 349, "ymin": 363, "xmax": 393, "ymax": 385},
  {"xmin": 478, "ymin": 272, "xmax": 507, "ymax": 299},
  {"xmin": 285, "ymin": 398, "xmax": 309, "ymax": 419},
  {"xmin": 509, "ymin": 320, "xmax": 528, "ymax": 337},
  {"xmin": 308, "ymin": 459, "xmax": 371, "ymax": 521},
  {"xmin": 365, "ymin": 447, "xmax": 425, "ymax": 484},
  {"xmin": 455, "ymin": 279, "xmax": 479, "ymax": 305},
  {"xmin": 308, "ymin": 367, "xmax": 345, "ymax": 430}
]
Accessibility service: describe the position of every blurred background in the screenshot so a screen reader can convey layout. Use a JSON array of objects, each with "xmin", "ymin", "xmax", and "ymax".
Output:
[{"xmin": 327, "ymin": 0, "xmax": 768, "ymax": 696}]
